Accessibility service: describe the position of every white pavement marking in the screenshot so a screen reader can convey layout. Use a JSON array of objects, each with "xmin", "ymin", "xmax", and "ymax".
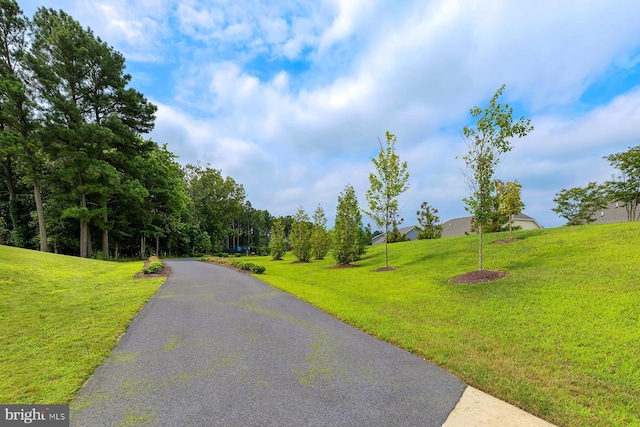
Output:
[{"xmin": 442, "ymin": 386, "xmax": 557, "ymax": 427}]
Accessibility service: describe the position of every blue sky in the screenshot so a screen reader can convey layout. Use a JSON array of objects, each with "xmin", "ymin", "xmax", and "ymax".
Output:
[{"xmin": 20, "ymin": 0, "xmax": 640, "ymax": 228}]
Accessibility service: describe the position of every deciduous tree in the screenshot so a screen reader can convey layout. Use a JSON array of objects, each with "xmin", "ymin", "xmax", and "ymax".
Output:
[
  {"xmin": 604, "ymin": 146, "xmax": 640, "ymax": 221},
  {"xmin": 552, "ymin": 182, "xmax": 607, "ymax": 226},
  {"xmin": 497, "ymin": 180, "xmax": 524, "ymax": 239},
  {"xmin": 461, "ymin": 85, "xmax": 533, "ymax": 270},
  {"xmin": 365, "ymin": 131, "xmax": 409, "ymax": 269}
]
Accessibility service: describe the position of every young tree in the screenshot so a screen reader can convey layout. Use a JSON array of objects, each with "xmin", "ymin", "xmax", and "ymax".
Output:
[
  {"xmin": 310, "ymin": 204, "xmax": 330, "ymax": 260},
  {"xmin": 552, "ymin": 182, "xmax": 607, "ymax": 225},
  {"xmin": 365, "ymin": 131, "xmax": 410, "ymax": 269},
  {"xmin": 290, "ymin": 206, "xmax": 312, "ymax": 262},
  {"xmin": 269, "ymin": 217, "xmax": 286, "ymax": 260},
  {"xmin": 497, "ymin": 180, "xmax": 524, "ymax": 239},
  {"xmin": 604, "ymin": 146, "xmax": 640, "ymax": 221},
  {"xmin": 416, "ymin": 201, "xmax": 442, "ymax": 240},
  {"xmin": 333, "ymin": 184, "xmax": 366, "ymax": 265},
  {"xmin": 461, "ymin": 85, "xmax": 533, "ymax": 270}
]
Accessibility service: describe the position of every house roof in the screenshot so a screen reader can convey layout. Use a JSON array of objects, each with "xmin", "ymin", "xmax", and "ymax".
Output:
[
  {"xmin": 371, "ymin": 225, "xmax": 417, "ymax": 245},
  {"xmin": 441, "ymin": 212, "xmax": 542, "ymax": 238},
  {"xmin": 592, "ymin": 201, "xmax": 636, "ymax": 224},
  {"xmin": 441, "ymin": 217, "xmax": 473, "ymax": 238}
]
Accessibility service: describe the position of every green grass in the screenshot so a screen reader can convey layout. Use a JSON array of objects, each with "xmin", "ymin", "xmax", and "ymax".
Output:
[
  {"xmin": 254, "ymin": 223, "xmax": 640, "ymax": 427},
  {"xmin": 0, "ymin": 245, "xmax": 165, "ymax": 404}
]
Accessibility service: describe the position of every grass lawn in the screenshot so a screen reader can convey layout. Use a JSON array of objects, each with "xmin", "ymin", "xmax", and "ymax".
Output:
[
  {"xmin": 0, "ymin": 245, "xmax": 165, "ymax": 404},
  {"xmin": 254, "ymin": 222, "xmax": 640, "ymax": 427}
]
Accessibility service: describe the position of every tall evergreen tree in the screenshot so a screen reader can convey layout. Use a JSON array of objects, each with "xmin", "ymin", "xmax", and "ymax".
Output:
[
  {"xmin": 27, "ymin": 7, "xmax": 156, "ymax": 257},
  {"xmin": 0, "ymin": 0, "xmax": 48, "ymax": 250}
]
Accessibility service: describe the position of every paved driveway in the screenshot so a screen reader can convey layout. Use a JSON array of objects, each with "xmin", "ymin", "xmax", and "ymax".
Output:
[{"xmin": 71, "ymin": 259, "xmax": 466, "ymax": 426}]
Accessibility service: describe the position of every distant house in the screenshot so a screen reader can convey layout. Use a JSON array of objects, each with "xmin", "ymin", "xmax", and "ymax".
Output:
[
  {"xmin": 441, "ymin": 213, "xmax": 543, "ymax": 238},
  {"xmin": 592, "ymin": 201, "xmax": 639, "ymax": 224},
  {"xmin": 371, "ymin": 225, "xmax": 420, "ymax": 245}
]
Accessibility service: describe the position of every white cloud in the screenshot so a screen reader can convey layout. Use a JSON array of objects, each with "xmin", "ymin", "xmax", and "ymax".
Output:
[{"xmin": 17, "ymin": 0, "xmax": 640, "ymax": 229}]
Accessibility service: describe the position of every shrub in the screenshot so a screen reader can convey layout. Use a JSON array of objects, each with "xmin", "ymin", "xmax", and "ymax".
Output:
[
  {"xmin": 229, "ymin": 260, "xmax": 266, "ymax": 274},
  {"xmin": 143, "ymin": 257, "xmax": 164, "ymax": 274},
  {"xmin": 249, "ymin": 264, "xmax": 266, "ymax": 274}
]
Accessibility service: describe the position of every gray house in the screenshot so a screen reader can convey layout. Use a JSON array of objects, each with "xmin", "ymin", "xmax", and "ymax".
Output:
[
  {"xmin": 592, "ymin": 201, "xmax": 638, "ymax": 224},
  {"xmin": 441, "ymin": 213, "xmax": 543, "ymax": 238},
  {"xmin": 371, "ymin": 225, "xmax": 420, "ymax": 245}
]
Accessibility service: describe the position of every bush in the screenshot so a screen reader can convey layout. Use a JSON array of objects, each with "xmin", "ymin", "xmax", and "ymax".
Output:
[
  {"xmin": 229, "ymin": 260, "xmax": 266, "ymax": 274},
  {"xmin": 143, "ymin": 256, "xmax": 164, "ymax": 274},
  {"xmin": 249, "ymin": 264, "xmax": 266, "ymax": 274}
]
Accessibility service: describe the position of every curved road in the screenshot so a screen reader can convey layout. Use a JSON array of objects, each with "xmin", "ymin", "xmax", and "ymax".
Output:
[{"xmin": 71, "ymin": 259, "xmax": 468, "ymax": 426}]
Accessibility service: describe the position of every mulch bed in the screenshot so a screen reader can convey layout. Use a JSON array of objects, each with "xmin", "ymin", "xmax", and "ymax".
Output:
[
  {"xmin": 491, "ymin": 238, "xmax": 519, "ymax": 245},
  {"xmin": 373, "ymin": 266, "xmax": 397, "ymax": 272},
  {"xmin": 450, "ymin": 269, "xmax": 509, "ymax": 284},
  {"xmin": 331, "ymin": 263, "xmax": 357, "ymax": 269},
  {"xmin": 134, "ymin": 260, "xmax": 172, "ymax": 279}
]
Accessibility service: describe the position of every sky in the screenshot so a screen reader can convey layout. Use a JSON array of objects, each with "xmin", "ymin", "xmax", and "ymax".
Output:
[{"xmin": 19, "ymin": 0, "xmax": 640, "ymax": 229}]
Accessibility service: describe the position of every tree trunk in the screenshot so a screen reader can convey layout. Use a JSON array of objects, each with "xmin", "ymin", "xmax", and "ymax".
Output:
[
  {"xmin": 80, "ymin": 193, "xmax": 88, "ymax": 258},
  {"xmin": 102, "ymin": 207, "xmax": 109, "ymax": 259},
  {"xmin": 87, "ymin": 227, "xmax": 93, "ymax": 257},
  {"xmin": 478, "ymin": 226, "xmax": 483, "ymax": 271},
  {"xmin": 2, "ymin": 158, "xmax": 23, "ymax": 247},
  {"xmin": 140, "ymin": 234, "xmax": 145, "ymax": 259},
  {"xmin": 155, "ymin": 236, "xmax": 160, "ymax": 256},
  {"xmin": 33, "ymin": 181, "xmax": 48, "ymax": 252},
  {"xmin": 509, "ymin": 214, "xmax": 513, "ymax": 239},
  {"xmin": 384, "ymin": 222, "xmax": 389, "ymax": 268}
]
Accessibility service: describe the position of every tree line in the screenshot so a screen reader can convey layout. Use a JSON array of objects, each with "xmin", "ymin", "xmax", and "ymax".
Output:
[
  {"xmin": 0, "ymin": 2, "xmax": 282, "ymax": 259},
  {"xmin": 552, "ymin": 146, "xmax": 640, "ymax": 225}
]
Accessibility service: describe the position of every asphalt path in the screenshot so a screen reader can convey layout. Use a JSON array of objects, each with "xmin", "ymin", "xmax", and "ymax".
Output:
[{"xmin": 71, "ymin": 259, "xmax": 466, "ymax": 426}]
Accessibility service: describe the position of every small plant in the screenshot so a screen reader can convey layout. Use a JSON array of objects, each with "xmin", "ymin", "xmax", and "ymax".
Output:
[{"xmin": 143, "ymin": 256, "xmax": 164, "ymax": 275}]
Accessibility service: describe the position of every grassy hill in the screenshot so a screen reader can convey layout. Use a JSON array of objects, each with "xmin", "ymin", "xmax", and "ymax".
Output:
[
  {"xmin": 0, "ymin": 246, "xmax": 164, "ymax": 404},
  {"xmin": 255, "ymin": 223, "xmax": 640, "ymax": 427}
]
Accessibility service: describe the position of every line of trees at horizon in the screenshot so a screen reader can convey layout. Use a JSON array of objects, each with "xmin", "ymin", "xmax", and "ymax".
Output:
[{"xmin": 0, "ymin": 1, "xmax": 287, "ymax": 259}]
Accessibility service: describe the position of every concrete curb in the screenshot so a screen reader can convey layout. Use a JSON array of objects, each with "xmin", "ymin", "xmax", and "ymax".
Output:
[{"xmin": 443, "ymin": 386, "xmax": 557, "ymax": 427}]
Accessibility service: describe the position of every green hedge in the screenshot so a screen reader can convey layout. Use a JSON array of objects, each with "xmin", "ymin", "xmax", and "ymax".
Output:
[{"xmin": 230, "ymin": 260, "xmax": 266, "ymax": 274}]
